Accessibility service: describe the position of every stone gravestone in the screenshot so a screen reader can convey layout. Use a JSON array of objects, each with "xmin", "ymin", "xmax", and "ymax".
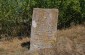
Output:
[{"xmin": 30, "ymin": 8, "xmax": 58, "ymax": 55}]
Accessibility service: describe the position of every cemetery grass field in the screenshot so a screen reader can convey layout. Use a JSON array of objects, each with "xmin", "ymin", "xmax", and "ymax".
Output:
[{"xmin": 0, "ymin": 25, "xmax": 85, "ymax": 55}]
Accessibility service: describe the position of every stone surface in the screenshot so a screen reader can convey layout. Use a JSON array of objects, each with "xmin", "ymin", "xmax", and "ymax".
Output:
[{"xmin": 30, "ymin": 8, "xmax": 58, "ymax": 51}]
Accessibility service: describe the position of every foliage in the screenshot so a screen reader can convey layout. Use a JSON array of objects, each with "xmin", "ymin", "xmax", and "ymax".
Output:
[{"xmin": 0, "ymin": 0, "xmax": 85, "ymax": 38}]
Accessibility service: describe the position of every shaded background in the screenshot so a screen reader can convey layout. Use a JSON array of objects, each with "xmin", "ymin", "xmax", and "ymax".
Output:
[{"xmin": 0, "ymin": 0, "xmax": 85, "ymax": 39}]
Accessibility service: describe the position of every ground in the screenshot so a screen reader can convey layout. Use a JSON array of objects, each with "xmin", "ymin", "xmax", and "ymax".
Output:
[
  {"xmin": 0, "ymin": 37, "xmax": 30, "ymax": 55},
  {"xmin": 0, "ymin": 25, "xmax": 85, "ymax": 55}
]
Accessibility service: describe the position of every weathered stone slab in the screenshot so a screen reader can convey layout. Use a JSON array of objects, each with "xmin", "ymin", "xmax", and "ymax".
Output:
[{"xmin": 30, "ymin": 8, "xmax": 58, "ymax": 51}]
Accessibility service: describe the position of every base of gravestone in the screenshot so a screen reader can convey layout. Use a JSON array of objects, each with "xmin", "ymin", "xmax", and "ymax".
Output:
[
  {"xmin": 28, "ymin": 48, "xmax": 58, "ymax": 55},
  {"xmin": 27, "ymin": 48, "xmax": 75, "ymax": 55}
]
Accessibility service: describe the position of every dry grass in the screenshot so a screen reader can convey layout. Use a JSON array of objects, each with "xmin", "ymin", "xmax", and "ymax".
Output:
[
  {"xmin": 0, "ymin": 37, "xmax": 30, "ymax": 55},
  {"xmin": 0, "ymin": 25, "xmax": 85, "ymax": 55},
  {"xmin": 57, "ymin": 25, "xmax": 85, "ymax": 55},
  {"xmin": 57, "ymin": 25, "xmax": 85, "ymax": 43}
]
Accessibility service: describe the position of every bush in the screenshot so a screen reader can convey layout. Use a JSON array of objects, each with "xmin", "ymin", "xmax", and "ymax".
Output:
[{"xmin": 0, "ymin": 0, "xmax": 85, "ymax": 38}]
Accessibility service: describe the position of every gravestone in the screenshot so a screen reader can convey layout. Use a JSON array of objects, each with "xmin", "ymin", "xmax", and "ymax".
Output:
[{"xmin": 30, "ymin": 8, "xmax": 58, "ymax": 55}]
